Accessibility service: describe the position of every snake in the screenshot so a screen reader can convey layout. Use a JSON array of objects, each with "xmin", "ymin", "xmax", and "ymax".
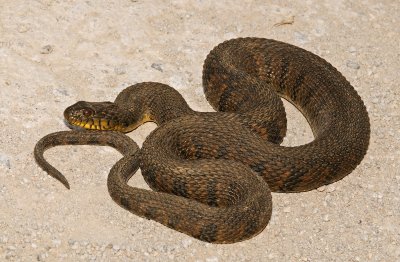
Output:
[{"xmin": 34, "ymin": 38, "xmax": 370, "ymax": 243}]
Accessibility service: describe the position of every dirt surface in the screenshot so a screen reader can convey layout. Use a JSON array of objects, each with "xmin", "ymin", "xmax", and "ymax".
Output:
[{"xmin": 0, "ymin": 0, "xmax": 399, "ymax": 261}]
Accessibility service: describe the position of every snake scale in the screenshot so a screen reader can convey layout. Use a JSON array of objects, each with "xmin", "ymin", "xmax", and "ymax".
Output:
[{"xmin": 34, "ymin": 38, "xmax": 370, "ymax": 243}]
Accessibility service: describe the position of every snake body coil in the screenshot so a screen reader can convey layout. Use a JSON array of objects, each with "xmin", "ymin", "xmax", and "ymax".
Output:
[{"xmin": 34, "ymin": 38, "xmax": 370, "ymax": 243}]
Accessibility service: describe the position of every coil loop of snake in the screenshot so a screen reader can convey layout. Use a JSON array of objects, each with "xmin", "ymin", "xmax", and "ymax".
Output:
[{"xmin": 34, "ymin": 38, "xmax": 370, "ymax": 244}]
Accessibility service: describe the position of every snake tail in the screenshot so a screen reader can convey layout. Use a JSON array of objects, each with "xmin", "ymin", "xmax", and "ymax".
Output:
[{"xmin": 34, "ymin": 131, "xmax": 139, "ymax": 189}]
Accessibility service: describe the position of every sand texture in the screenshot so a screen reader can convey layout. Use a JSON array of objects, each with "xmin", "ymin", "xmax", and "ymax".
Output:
[{"xmin": 0, "ymin": 0, "xmax": 399, "ymax": 261}]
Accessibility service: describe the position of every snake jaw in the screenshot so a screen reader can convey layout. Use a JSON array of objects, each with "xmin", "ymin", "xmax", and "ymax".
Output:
[{"xmin": 64, "ymin": 101, "xmax": 130, "ymax": 131}]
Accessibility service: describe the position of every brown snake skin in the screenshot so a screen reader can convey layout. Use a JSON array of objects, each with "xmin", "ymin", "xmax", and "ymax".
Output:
[{"xmin": 34, "ymin": 38, "xmax": 370, "ymax": 243}]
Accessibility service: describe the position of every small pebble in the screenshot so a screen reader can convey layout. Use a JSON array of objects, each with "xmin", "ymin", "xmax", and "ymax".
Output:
[
  {"xmin": 370, "ymin": 96, "xmax": 380, "ymax": 104},
  {"xmin": 0, "ymin": 154, "xmax": 11, "ymax": 169},
  {"xmin": 37, "ymin": 253, "xmax": 47, "ymax": 261},
  {"xmin": 348, "ymin": 46, "xmax": 357, "ymax": 53},
  {"xmin": 5, "ymin": 253, "xmax": 15, "ymax": 260},
  {"xmin": 206, "ymin": 257, "xmax": 219, "ymax": 262},
  {"xmin": 151, "ymin": 63, "xmax": 163, "ymax": 72},
  {"xmin": 7, "ymin": 245, "xmax": 16, "ymax": 251},
  {"xmin": 323, "ymin": 215, "xmax": 330, "ymax": 222},
  {"xmin": 294, "ymin": 31, "xmax": 309, "ymax": 44},
  {"xmin": 31, "ymin": 55, "xmax": 42, "ymax": 63},
  {"xmin": 157, "ymin": 244, "xmax": 168, "ymax": 253},
  {"xmin": 326, "ymin": 186, "xmax": 336, "ymax": 193},
  {"xmin": 181, "ymin": 239, "xmax": 192, "ymax": 248},
  {"xmin": 52, "ymin": 239, "xmax": 61, "ymax": 247},
  {"xmin": 55, "ymin": 88, "xmax": 69, "ymax": 96},
  {"xmin": 0, "ymin": 41, "xmax": 11, "ymax": 48},
  {"xmin": 317, "ymin": 185, "xmax": 326, "ymax": 192},
  {"xmin": 17, "ymin": 24, "xmax": 30, "ymax": 33},
  {"xmin": 169, "ymin": 75, "xmax": 187, "ymax": 90},
  {"xmin": 283, "ymin": 207, "xmax": 291, "ymax": 213},
  {"xmin": 71, "ymin": 242, "xmax": 79, "ymax": 250},
  {"xmin": 40, "ymin": 45, "xmax": 54, "ymax": 54},
  {"xmin": 346, "ymin": 60, "xmax": 360, "ymax": 69},
  {"xmin": 1, "ymin": 236, "xmax": 8, "ymax": 243},
  {"xmin": 114, "ymin": 65, "xmax": 127, "ymax": 75}
]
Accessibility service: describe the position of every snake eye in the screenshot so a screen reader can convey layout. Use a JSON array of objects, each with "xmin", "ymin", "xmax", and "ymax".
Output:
[{"xmin": 82, "ymin": 109, "xmax": 93, "ymax": 116}]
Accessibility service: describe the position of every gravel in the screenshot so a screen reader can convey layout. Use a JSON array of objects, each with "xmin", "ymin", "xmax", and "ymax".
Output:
[{"xmin": 0, "ymin": 0, "xmax": 398, "ymax": 261}]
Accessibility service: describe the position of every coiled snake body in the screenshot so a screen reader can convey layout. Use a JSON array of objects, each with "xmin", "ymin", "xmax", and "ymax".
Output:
[{"xmin": 34, "ymin": 38, "xmax": 370, "ymax": 243}]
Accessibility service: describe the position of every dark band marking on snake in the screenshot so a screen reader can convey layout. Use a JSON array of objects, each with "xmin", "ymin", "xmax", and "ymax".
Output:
[{"xmin": 34, "ymin": 38, "xmax": 370, "ymax": 243}]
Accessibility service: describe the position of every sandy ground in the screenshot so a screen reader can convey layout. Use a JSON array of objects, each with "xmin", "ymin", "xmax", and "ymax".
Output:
[{"xmin": 0, "ymin": 0, "xmax": 399, "ymax": 261}]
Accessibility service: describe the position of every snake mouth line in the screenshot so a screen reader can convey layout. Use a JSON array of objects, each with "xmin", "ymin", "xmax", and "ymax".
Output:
[
  {"xmin": 65, "ymin": 113, "xmax": 153, "ymax": 132},
  {"xmin": 65, "ymin": 116, "xmax": 124, "ymax": 131}
]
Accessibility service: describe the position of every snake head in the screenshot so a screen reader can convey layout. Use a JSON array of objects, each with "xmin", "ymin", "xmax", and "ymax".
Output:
[{"xmin": 64, "ymin": 101, "xmax": 137, "ymax": 132}]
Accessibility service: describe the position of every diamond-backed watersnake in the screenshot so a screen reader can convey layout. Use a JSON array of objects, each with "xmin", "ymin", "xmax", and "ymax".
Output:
[{"xmin": 34, "ymin": 38, "xmax": 370, "ymax": 243}]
